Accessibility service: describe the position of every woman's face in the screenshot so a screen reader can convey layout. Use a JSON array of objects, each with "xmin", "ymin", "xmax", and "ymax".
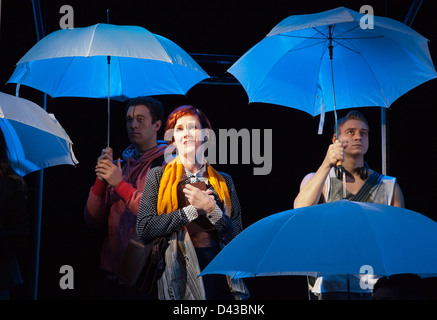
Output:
[{"xmin": 173, "ymin": 114, "xmax": 204, "ymax": 162}]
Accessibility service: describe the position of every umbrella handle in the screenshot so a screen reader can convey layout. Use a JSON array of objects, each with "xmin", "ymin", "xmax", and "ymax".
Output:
[
  {"xmin": 335, "ymin": 161, "xmax": 347, "ymax": 199},
  {"xmin": 335, "ymin": 162, "xmax": 344, "ymax": 178}
]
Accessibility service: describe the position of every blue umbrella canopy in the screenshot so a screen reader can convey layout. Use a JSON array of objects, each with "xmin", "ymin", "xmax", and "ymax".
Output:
[
  {"xmin": 0, "ymin": 92, "xmax": 78, "ymax": 176},
  {"xmin": 8, "ymin": 23, "xmax": 209, "ymax": 100},
  {"xmin": 228, "ymin": 7, "xmax": 437, "ymax": 117},
  {"xmin": 200, "ymin": 200, "xmax": 437, "ymax": 279},
  {"xmin": 7, "ymin": 23, "xmax": 210, "ymax": 146}
]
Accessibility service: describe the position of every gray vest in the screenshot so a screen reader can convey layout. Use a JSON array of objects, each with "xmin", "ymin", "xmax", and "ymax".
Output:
[
  {"xmin": 325, "ymin": 167, "xmax": 396, "ymax": 205},
  {"xmin": 312, "ymin": 167, "xmax": 398, "ymax": 295}
]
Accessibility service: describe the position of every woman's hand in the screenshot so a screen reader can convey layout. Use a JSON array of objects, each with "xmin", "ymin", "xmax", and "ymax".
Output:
[{"xmin": 183, "ymin": 184, "xmax": 216, "ymax": 214}]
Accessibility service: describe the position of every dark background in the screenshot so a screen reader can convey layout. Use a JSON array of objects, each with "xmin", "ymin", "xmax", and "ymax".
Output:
[{"xmin": 1, "ymin": 0, "xmax": 436, "ymax": 300}]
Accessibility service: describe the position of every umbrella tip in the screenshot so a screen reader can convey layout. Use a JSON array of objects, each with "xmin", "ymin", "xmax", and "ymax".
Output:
[{"xmin": 106, "ymin": 9, "xmax": 110, "ymax": 24}]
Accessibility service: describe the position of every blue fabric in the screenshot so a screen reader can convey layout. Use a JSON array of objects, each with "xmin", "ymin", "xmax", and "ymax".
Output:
[
  {"xmin": 228, "ymin": 7, "xmax": 437, "ymax": 118},
  {"xmin": 8, "ymin": 24, "xmax": 209, "ymax": 101},
  {"xmin": 201, "ymin": 201, "xmax": 437, "ymax": 279}
]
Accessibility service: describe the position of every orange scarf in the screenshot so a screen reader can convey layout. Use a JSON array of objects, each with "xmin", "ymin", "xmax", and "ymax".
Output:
[{"xmin": 157, "ymin": 156, "xmax": 231, "ymax": 216}]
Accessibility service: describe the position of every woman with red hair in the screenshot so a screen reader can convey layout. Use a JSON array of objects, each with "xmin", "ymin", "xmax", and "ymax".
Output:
[{"xmin": 136, "ymin": 105, "xmax": 248, "ymax": 300}]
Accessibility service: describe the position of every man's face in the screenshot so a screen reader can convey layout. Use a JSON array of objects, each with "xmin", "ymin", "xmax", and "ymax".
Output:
[
  {"xmin": 126, "ymin": 104, "xmax": 160, "ymax": 150},
  {"xmin": 337, "ymin": 119, "xmax": 369, "ymax": 157}
]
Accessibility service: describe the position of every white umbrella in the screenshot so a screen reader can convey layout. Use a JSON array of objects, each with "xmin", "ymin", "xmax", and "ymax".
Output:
[
  {"xmin": 8, "ymin": 23, "xmax": 209, "ymax": 146},
  {"xmin": 0, "ymin": 91, "xmax": 78, "ymax": 176},
  {"xmin": 0, "ymin": 91, "xmax": 78, "ymax": 301}
]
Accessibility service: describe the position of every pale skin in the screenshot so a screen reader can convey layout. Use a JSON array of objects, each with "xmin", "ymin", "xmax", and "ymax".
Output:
[
  {"xmin": 173, "ymin": 115, "xmax": 216, "ymax": 214},
  {"xmin": 293, "ymin": 119, "xmax": 405, "ymax": 208},
  {"xmin": 95, "ymin": 104, "xmax": 161, "ymax": 187}
]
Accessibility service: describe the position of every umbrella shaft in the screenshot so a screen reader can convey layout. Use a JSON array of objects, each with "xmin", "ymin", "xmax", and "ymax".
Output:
[
  {"xmin": 328, "ymin": 25, "xmax": 334, "ymax": 60},
  {"xmin": 107, "ymin": 56, "xmax": 111, "ymax": 147},
  {"xmin": 342, "ymin": 171, "xmax": 347, "ymax": 199}
]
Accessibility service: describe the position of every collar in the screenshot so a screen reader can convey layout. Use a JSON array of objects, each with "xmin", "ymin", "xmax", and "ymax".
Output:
[{"xmin": 184, "ymin": 164, "xmax": 207, "ymax": 181}]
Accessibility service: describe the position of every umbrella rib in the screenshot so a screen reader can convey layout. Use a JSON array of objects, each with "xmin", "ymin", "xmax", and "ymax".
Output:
[
  {"xmin": 330, "ymin": 25, "xmax": 359, "ymax": 39},
  {"xmin": 164, "ymin": 61, "xmax": 186, "ymax": 94},
  {"xmin": 152, "ymin": 37, "xmax": 187, "ymax": 95},
  {"xmin": 279, "ymin": 38, "xmax": 330, "ymax": 54},
  {"xmin": 331, "ymin": 39, "xmax": 361, "ymax": 54},
  {"xmin": 51, "ymin": 58, "xmax": 77, "ymax": 97},
  {"xmin": 312, "ymin": 26, "xmax": 329, "ymax": 39},
  {"xmin": 278, "ymin": 34, "xmax": 328, "ymax": 40},
  {"xmin": 311, "ymin": 41, "xmax": 330, "ymax": 116},
  {"xmin": 53, "ymin": 134, "xmax": 77, "ymax": 164},
  {"xmin": 86, "ymin": 24, "xmax": 99, "ymax": 57},
  {"xmin": 115, "ymin": 56, "xmax": 123, "ymax": 97},
  {"xmin": 356, "ymin": 202, "xmax": 390, "ymax": 276},
  {"xmin": 251, "ymin": 33, "xmax": 328, "ymax": 106},
  {"xmin": 359, "ymin": 54, "xmax": 390, "ymax": 106},
  {"xmin": 253, "ymin": 211, "xmax": 303, "ymax": 276},
  {"xmin": 340, "ymin": 37, "xmax": 391, "ymax": 106}
]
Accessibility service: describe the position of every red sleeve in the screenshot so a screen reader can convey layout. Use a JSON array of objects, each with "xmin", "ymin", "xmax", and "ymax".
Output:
[
  {"xmin": 114, "ymin": 180, "xmax": 136, "ymax": 202},
  {"xmin": 84, "ymin": 178, "xmax": 109, "ymax": 227},
  {"xmin": 91, "ymin": 177, "xmax": 108, "ymax": 196}
]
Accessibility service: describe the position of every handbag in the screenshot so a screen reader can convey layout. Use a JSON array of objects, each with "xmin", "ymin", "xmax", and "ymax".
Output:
[{"xmin": 117, "ymin": 236, "xmax": 167, "ymax": 293}]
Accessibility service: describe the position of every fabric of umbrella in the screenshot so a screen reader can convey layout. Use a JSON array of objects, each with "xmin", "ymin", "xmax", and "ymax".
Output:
[
  {"xmin": 228, "ymin": 6, "xmax": 436, "ymax": 127},
  {"xmin": 0, "ymin": 91, "xmax": 78, "ymax": 176},
  {"xmin": 228, "ymin": 6, "xmax": 437, "ymax": 197},
  {"xmin": 7, "ymin": 23, "xmax": 209, "ymax": 146},
  {"xmin": 200, "ymin": 200, "xmax": 437, "ymax": 279}
]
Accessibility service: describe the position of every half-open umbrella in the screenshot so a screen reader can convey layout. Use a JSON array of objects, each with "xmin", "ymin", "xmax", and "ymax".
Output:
[
  {"xmin": 7, "ymin": 23, "xmax": 209, "ymax": 146},
  {"xmin": 200, "ymin": 200, "xmax": 437, "ymax": 279},
  {"xmin": 0, "ymin": 91, "xmax": 78, "ymax": 176}
]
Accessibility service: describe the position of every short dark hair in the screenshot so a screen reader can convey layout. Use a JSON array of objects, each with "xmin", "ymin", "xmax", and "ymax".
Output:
[
  {"xmin": 335, "ymin": 110, "xmax": 370, "ymax": 135},
  {"xmin": 126, "ymin": 96, "xmax": 164, "ymax": 124}
]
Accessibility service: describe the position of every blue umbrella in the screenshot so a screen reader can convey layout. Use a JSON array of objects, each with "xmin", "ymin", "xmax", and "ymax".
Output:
[
  {"xmin": 228, "ymin": 7, "xmax": 436, "ymax": 125},
  {"xmin": 0, "ymin": 92, "xmax": 78, "ymax": 176},
  {"xmin": 200, "ymin": 201, "xmax": 437, "ymax": 279},
  {"xmin": 228, "ymin": 6, "xmax": 437, "ymax": 197},
  {"xmin": 0, "ymin": 92, "xmax": 78, "ymax": 301},
  {"xmin": 8, "ymin": 23, "xmax": 209, "ymax": 146}
]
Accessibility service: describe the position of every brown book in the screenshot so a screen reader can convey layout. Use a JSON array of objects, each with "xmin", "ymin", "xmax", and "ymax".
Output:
[
  {"xmin": 177, "ymin": 181, "xmax": 207, "ymax": 208},
  {"xmin": 177, "ymin": 181, "xmax": 215, "ymax": 236}
]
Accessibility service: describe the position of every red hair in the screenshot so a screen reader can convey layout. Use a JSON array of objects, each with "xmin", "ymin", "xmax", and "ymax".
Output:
[{"xmin": 165, "ymin": 105, "xmax": 212, "ymax": 133}]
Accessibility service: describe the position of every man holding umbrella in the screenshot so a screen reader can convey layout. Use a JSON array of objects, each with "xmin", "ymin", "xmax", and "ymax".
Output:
[
  {"xmin": 84, "ymin": 96, "xmax": 167, "ymax": 299},
  {"xmin": 294, "ymin": 110, "xmax": 405, "ymax": 299}
]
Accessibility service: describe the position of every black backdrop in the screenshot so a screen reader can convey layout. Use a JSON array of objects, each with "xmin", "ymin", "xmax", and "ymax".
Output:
[{"xmin": 1, "ymin": 0, "xmax": 436, "ymax": 300}]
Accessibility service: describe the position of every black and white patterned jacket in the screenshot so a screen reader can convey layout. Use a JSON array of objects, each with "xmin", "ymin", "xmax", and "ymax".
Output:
[{"xmin": 136, "ymin": 165, "xmax": 243, "ymax": 246}]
